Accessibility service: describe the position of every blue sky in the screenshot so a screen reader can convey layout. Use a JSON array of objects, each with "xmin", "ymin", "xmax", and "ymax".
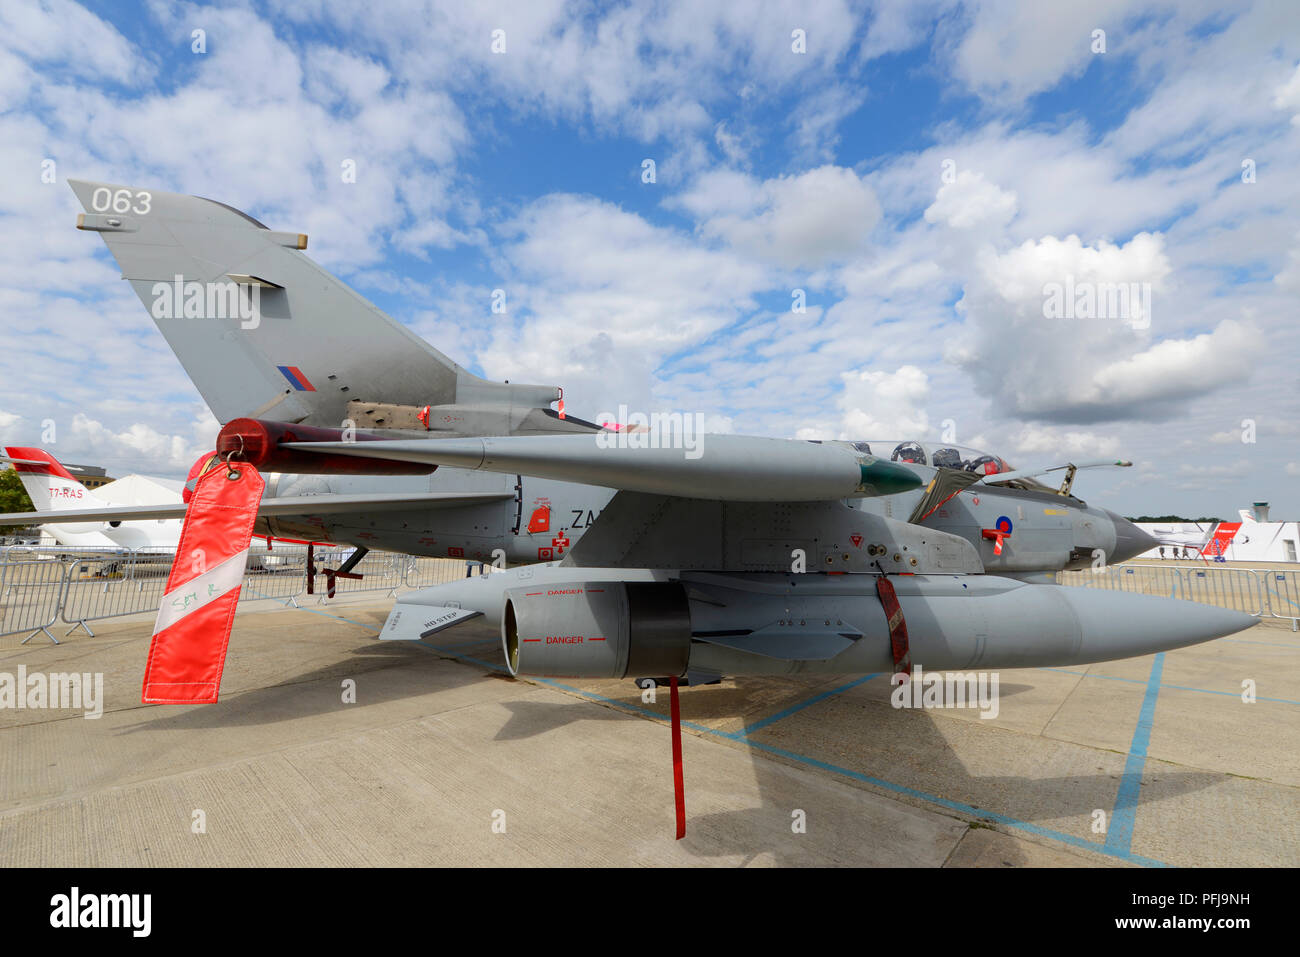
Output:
[{"xmin": 1, "ymin": 0, "xmax": 1298, "ymax": 516}]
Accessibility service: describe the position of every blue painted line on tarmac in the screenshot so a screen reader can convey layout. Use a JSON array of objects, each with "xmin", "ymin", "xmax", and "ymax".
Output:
[
  {"xmin": 532, "ymin": 676, "xmax": 745, "ymax": 739},
  {"xmin": 1220, "ymin": 636, "xmax": 1300, "ymax": 648},
  {"xmin": 426, "ymin": 636, "xmax": 502, "ymax": 651},
  {"xmin": 414, "ymin": 641, "xmax": 506, "ymax": 673},
  {"xmin": 1039, "ymin": 667, "xmax": 1298, "ymax": 705},
  {"xmin": 736, "ymin": 737, "xmax": 1167, "ymax": 868},
  {"xmin": 279, "ymin": 603, "xmax": 377, "ymax": 630},
  {"xmin": 1258, "ymin": 587, "xmax": 1300, "ymax": 608},
  {"xmin": 741, "ymin": 673, "xmax": 881, "ymax": 734},
  {"xmin": 281, "ymin": 613, "xmax": 1246, "ymax": 863},
  {"xmin": 514, "ymin": 674, "xmax": 1165, "ymax": 867},
  {"xmin": 400, "ymin": 640, "xmax": 1169, "ymax": 865},
  {"xmin": 1105, "ymin": 653, "xmax": 1163, "ymax": 857},
  {"xmin": 1161, "ymin": 683, "xmax": 1296, "ymax": 705}
]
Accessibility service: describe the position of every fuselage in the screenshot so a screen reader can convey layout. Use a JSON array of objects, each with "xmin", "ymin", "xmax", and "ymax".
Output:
[{"xmin": 258, "ymin": 463, "xmax": 1148, "ymax": 572}]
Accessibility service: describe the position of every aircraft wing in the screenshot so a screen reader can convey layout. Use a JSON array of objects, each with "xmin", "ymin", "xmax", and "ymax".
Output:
[
  {"xmin": 0, "ymin": 491, "xmax": 513, "ymax": 525},
  {"xmin": 380, "ymin": 599, "xmax": 485, "ymax": 641},
  {"xmin": 282, "ymin": 433, "xmax": 923, "ymax": 501},
  {"xmin": 979, "ymin": 459, "xmax": 1132, "ymax": 486}
]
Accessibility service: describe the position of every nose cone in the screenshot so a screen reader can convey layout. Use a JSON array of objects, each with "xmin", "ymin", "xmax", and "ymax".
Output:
[
  {"xmin": 1056, "ymin": 587, "xmax": 1259, "ymax": 662},
  {"xmin": 858, "ymin": 458, "xmax": 924, "ymax": 496},
  {"xmin": 1106, "ymin": 510, "xmax": 1159, "ymax": 564}
]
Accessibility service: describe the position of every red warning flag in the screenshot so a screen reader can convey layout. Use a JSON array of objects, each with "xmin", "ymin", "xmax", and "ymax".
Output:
[
  {"xmin": 142, "ymin": 461, "xmax": 264, "ymax": 704},
  {"xmin": 876, "ymin": 575, "xmax": 912, "ymax": 677},
  {"xmin": 981, "ymin": 526, "xmax": 1011, "ymax": 555}
]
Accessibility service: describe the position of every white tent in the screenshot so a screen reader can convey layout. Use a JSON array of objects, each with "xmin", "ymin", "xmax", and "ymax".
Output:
[{"xmin": 94, "ymin": 474, "xmax": 184, "ymax": 507}]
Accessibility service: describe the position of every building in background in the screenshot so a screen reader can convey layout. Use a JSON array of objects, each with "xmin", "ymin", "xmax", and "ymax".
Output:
[
  {"xmin": 1136, "ymin": 504, "xmax": 1299, "ymax": 563},
  {"xmin": 60, "ymin": 463, "xmax": 113, "ymax": 489}
]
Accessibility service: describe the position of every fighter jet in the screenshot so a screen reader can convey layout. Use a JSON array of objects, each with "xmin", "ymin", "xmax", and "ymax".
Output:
[{"xmin": 0, "ymin": 180, "xmax": 1255, "ymax": 692}]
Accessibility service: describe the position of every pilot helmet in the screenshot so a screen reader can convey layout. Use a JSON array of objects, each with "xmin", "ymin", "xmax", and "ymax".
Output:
[
  {"xmin": 891, "ymin": 441, "xmax": 926, "ymax": 465},
  {"xmin": 965, "ymin": 454, "xmax": 1002, "ymax": 475},
  {"xmin": 930, "ymin": 447, "xmax": 962, "ymax": 469}
]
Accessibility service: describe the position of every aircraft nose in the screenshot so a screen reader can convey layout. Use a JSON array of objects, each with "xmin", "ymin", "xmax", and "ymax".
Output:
[{"xmin": 1106, "ymin": 510, "xmax": 1158, "ymax": 564}]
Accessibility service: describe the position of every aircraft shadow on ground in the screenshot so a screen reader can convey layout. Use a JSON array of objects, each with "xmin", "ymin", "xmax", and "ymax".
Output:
[
  {"xmin": 116, "ymin": 637, "xmax": 508, "ymax": 732},
  {"xmin": 673, "ymin": 687, "xmax": 1221, "ymax": 866},
  {"xmin": 492, "ymin": 697, "xmax": 628, "ymax": 740},
  {"xmin": 113, "ymin": 620, "xmax": 1223, "ymax": 866}
]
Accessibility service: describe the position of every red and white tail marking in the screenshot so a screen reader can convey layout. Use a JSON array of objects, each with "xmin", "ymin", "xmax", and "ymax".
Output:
[
  {"xmin": 2, "ymin": 446, "xmax": 105, "ymax": 512},
  {"xmin": 1200, "ymin": 522, "xmax": 1242, "ymax": 559}
]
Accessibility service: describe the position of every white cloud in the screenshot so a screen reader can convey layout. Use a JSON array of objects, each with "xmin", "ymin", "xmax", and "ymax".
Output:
[
  {"xmin": 1089, "ymin": 319, "xmax": 1258, "ymax": 406},
  {"xmin": 838, "ymin": 365, "xmax": 931, "ymax": 438},
  {"xmin": 679, "ymin": 165, "xmax": 882, "ymax": 268},
  {"xmin": 790, "ymin": 85, "xmax": 867, "ymax": 163},
  {"xmin": 980, "ymin": 232, "xmax": 1170, "ymax": 308},
  {"xmin": 713, "ymin": 121, "xmax": 748, "ymax": 166},
  {"xmin": 946, "ymin": 0, "xmax": 1140, "ymax": 102},
  {"xmin": 924, "ymin": 169, "xmax": 1017, "ymax": 230},
  {"xmin": 1271, "ymin": 62, "xmax": 1300, "ymax": 125},
  {"xmin": 67, "ymin": 408, "xmax": 218, "ymax": 474},
  {"xmin": 0, "ymin": 0, "xmax": 148, "ymax": 84},
  {"xmin": 268, "ymin": 0, "xmax": 862, "ymax": 143},
  {"xmin": 859, "ymin": 0, "xmax": 954, "ymax": 61},
  {"xmin": 1004, "ymin": 425, "xmax": 1122, "ymax": 461},
  {"xmin": 473, "ymin": 194, "xmax": 773, "ymax": 417},
  {"xmin": 1275, "ymin": 234, "xmax": 1300, "ymax": 290},
  {"xmin": 946, "ymin": 231, "xmax": 1260, "ymax": 422}
]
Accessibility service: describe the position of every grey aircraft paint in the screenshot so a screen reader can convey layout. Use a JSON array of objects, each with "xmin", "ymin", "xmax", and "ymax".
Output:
[{"xmin": 20, "ymin": 179, "xmax": 1250, "ymax": 684}]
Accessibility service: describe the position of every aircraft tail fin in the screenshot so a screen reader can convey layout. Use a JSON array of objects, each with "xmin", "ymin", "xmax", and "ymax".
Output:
[
  {"xmin": 67, "ymin": 179, "xmax": 597, "ymax": 435},
  {"xmin": 2, "ymin": 447, "xmax": 111, "ymax": 513}
]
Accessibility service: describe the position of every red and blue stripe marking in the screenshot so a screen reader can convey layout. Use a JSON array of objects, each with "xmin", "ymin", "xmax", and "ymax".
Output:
[{"xmin": 277, "ymin": 365, "xmax": 316, "ymax": 391}]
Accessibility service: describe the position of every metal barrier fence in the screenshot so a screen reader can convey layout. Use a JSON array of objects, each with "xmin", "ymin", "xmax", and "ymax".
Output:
[
  {"xmin": 60, "ymin": 552, "xmax": 172, "ymax": 636},
  {"xmin": 307, "ymin": 547, "xmax": 405, "ymax": 598},
  {"xmin": 2, "ymin": 543, "xmax": 143, "ymax": 564},
  {"xmin": 0, "ymin": 546, "xmax": 482, "ymax": 641},
  {"xmin": 0, "ymin": 560, "xmax": 66, "ymax": 643},
  {"xmin": 1261, "ymin": 569, "xmax": 1300, "ymax": 628},
  {"xmin": 1058, "ymin": 563, "xmax": 1183, "ymax": 599},
  {"xmin": 1180, "ymin": 567, "xmax": 1267, "ymax": 615},
  {"xmin": 6, "ymin": 551, "xmax": 1297, "ymax": 640},
  {"xmin": 239, "ymin": 546, "xmax": 315, "ymax": 605},
  {"xmin": 402, "ymin": 556, "xmax": 486, "ymax": 589}
]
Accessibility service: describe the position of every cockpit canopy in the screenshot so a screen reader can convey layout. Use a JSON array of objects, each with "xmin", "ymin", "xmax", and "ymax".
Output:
[{"xmin": 839, "ymin": 440, "xmax": 1013, "ymax": 476}]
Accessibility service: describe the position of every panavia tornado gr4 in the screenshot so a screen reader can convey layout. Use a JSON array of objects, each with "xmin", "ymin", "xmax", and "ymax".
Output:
[{"xmin": 2, "ymin": 180, "xmax": 1256, "ymax": 699}]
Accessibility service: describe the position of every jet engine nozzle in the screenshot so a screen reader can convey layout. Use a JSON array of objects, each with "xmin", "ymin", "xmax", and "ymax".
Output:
[{"xmin": 217, "ymin": 418, "xmax": 435, "ymax": 475}]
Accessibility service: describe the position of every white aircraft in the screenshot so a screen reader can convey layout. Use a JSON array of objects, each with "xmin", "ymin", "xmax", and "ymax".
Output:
[{"xmin": 2, "ymin": 447, "xmax": 181, "ymax": 550}]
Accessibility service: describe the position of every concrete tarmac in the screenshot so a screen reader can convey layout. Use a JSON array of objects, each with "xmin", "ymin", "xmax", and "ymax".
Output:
[{"xmin": 1, "ymin": 592, "xmax": 1296, "ymax": 867}]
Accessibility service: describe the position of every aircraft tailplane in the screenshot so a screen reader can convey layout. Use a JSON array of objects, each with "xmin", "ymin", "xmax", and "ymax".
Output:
[
  {"xmin": 2, "ymin": 447, "xmax": 110, "ymax": 513},
  {"xmin": 67, "ymin": 179, "xmax": 598, "ymax": 436}
]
